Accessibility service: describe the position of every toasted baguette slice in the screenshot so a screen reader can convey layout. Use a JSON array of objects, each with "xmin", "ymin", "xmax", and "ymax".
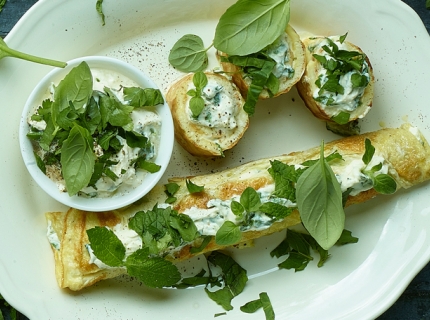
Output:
[
  {"xmin": 217, "ymin": 24, "xmax": 306, "ymax": 100},
  {"xmin": 296, "ymin": 36, "xmax": 375, "ymax": 123},
  {"xmin": 166, "ymin": 72, "xmax": 249, "ymax": 157},
  {"xmin": 46, "ymin": 124, "xmax": 430, "ymax": 291}
]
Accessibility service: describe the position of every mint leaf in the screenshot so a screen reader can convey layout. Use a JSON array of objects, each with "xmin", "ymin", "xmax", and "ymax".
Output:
[
  {"xmin": 259, "ymin": 202, "xmax": 294, "ymax": 219},
  {"xmin": 164, "ymin": 182, "xmax": 180, "ymax": 203},
  {"xmin": 169, "ymin": 211, "xmax": 199, "ymax": 242},
  {"xmin": 268, "ymin": 160, "xmax": 302, "ymax": 202},
  {"xmin": 186, "ymin": 179, "xmax": 204, "ymax": 193},
  {"xmin": 296, "ymin": 142, "xmax": 345, "ymax": 250},
  {"xmin": 241, "ymin": 292, "xmax": 275, "ymax": 320},
  {"xmin": 192, "ymin": 71, "xmax": 208, "ymax": 90},
  {"xmin": 205, "ymin": 287, "xmax": 234, "ymax": 311},
  {"xmin": 215, "ymin": 221, "xmax": 241, "ymax": 245},
  {"xmin": 230, "ymin": 200, "xmax": 245, "ymax": 217},
  {"xmin": 86, "ymin": 226, "xmax": 126, "ymax": 267},
  {"xmin": 336, "ymin": 229, "xmax": 359, "ymax": 245},
  {"xmin": 189, "ymin": 96, "xmax": 205, "ymax": 118},
  {"xmin": 125, "ymin": 248, "xmax": 181, "ymax": 288},
  {"xmin": 205, "ymin": 252, "xmax": 248, "ymax": 311}
]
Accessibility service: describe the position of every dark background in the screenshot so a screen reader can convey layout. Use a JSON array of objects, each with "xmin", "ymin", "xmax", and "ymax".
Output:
[{"xmin": 0, "ymin": 0, "xmax": 429, "ymax": 319}]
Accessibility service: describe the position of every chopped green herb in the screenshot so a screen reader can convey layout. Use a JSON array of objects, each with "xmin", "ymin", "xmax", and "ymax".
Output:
[
  {"xmin": 186, "ymin": 179, "xmax": 205, "ymax": 193},
  {"xmin": 205, "ymin": 252, "xmax": 248, "ymax": 311}
]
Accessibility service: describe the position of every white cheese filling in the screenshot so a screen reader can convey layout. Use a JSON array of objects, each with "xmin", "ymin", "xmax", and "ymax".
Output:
[
  {"xmin": 265, "ymin": 32, "xmax": 294, "ymax": 79},
  {"xmin": 187, "ymin": 79, "xmax": 237, "ymax": 129}
]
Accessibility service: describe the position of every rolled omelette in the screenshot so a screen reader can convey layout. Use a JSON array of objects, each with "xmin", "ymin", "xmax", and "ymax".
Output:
[{"xmin": 46, "ymin": 123, "xmax": 430, "ymax": 291}]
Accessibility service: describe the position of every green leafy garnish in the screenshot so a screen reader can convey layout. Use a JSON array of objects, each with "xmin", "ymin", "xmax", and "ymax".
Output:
[
  {"xmin": 96, "ymin": 0, "xmax": 105, "ymax": 26},
  {"xmin": 168, "ymin": 34, "xmax": 210, "ymax": 72},
  {"xmin": 186, "ymin": 72, "xmax": 208, "ymax": 118},
  {"xmin": 164, "ymin": 182, "xmax": 180, "ymax": 203},
  {"xmin": 271, "ymin": 229, "xmax": 358, "ymax": 270},
  {"xmin": 86, "ymin": 226, "xmax": 126, "ymax": 267},
  {"xmin": 296, "ymin": 142, "xmax": 345, "ymax": 250},
  {"xmin": 186, "ymin": 179, "xmax": 205, "ymax": 193},
  {"xmin": 205, "ymin": 252, "xmax": 248, "ymax": 311},
  {"xmin": 61, "ymin": 124, "xmax": 95, "ymax": 196},
  {"xmin": 214, "ymin": 0, "xmax": 290, "ymax": 56},
  {"xmin": 215, "ymin": 221, "xmax": 242, "ymax": 245},
  {"xmin": 361, "ymin": 138, "xmax": 397, "ymax": 194},
  {"xmin": 240, "ymin": 292, "xmax": 275, "ymax": 320},
  {"xmin": 312, "ymin": 34, "xmax": 369, "ymax": 112}
]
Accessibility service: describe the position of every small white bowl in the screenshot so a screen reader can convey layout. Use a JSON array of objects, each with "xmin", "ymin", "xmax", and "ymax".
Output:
[{"xmin": 19, "ymin": 56, "xmax": 174, "ymax": 212}]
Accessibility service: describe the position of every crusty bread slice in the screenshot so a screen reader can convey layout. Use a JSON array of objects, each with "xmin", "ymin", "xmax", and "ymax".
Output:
[
  {"xmin": 296, "ymin": 36, "xmax": 375, "ymax": 123},
  {"xmin": 166, "ymin": 72, "xmax": 249, "ymax": 157},
  {"xmin": 46, "ymin": 123, "xmax": 430, "ymax": 291},
  {"xmin": 217, "ymin": 24, "xmax": 306, "ymax": 100}
]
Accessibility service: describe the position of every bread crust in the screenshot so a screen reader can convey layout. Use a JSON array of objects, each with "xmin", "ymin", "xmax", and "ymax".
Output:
[
  {"xmin": 296, "ymin": 36, "xmax": 375, "ymax": 122},
  {"xmin": 166, "ymin": 72, "xmax": 249, "ymax": 157},
  {"xmin": 218, "ymin": 24, "xmax": 306, "ymax": 100},
  {"xmin": 46, "ymin": 124, "xmax": 430, "ymax": 291}
]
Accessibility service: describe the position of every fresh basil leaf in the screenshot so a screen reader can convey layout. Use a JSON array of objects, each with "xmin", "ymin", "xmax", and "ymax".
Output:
[
  {"xmin": 34, "ymin": 152, "xmax": 46, "ymax": 174},
  {"xmin": 98, "ymin": 129, "xmax": 118, "ymax": 150},
  {"xmin": 135, "ymin": 159, "xmax": 161, "ymax": 173},
  {"xmin": 81, "ymin": 96, "xmax": 101, "ymax": 134},
  {"xmin": 362, "ymin": 138, "xmax": 375, "ymax": 165},
  {"xmin": 427, "ymin": 0, "xmax": 430, "ymax": 9},
  {"xmin": 168, "ymin": 34, "xmax": 209, "ymax": 72},
  {"xmin": 243, "ymin": 83, "xmax": 263, "ymax": 115},
  {"xmin": 240, "ymin": 187, "xmax": 261, "ymax": 212},
  {"xmin": 373, "ymin": 174, "xmax": 397, "ymax": 194},
  {"xmin": 123, "ymin": 87, "xmax": 164, "ymax": 107},
  {"xmin": 186, "ymin": 179, "xmax": 204, "ymax": 193},
  {"xmin": 215, "ymin": 221, "xmax": 241, "ymax": 245},
  {"xmin": 52, "ymin": 61, "xmax": 93, "ymax": 130},
  {"xmin": 125, "ymin": 130, "xmax": 148, "ymax": 148},
  {"xmin": 86, "ymin": 226, "xmax": 126, "ymax": 267},
  {"xmin": 339, "ymin": 32, "xmax": 348, "ymax": 44},
  {"xmin": 61, "ymin": 124, "xmax": 95, "ymax": 196},
  {"xmin": 125, "ymin": 248, "xmax": 181, "ymax": 288},
  {"xmin": 296, "ymin": 142, "xmax": 345, "ymax": 250},
  {"xmin": 214, "ymin": 0, "xmax": 290, "ymax": 56}
]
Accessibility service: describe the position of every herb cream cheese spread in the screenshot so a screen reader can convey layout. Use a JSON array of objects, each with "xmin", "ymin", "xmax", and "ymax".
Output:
[
  {"xmin": 187, "ymin": 79, "xmax": 237, "ymax": 130},
  {"xmin": 27, "ymin": 62, "xmax": 163, "ymax": 198}
]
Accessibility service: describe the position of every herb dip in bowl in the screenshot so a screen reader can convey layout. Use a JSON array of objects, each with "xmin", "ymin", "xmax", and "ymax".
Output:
[{"xmin": 19, "ymin": 56, "xmax": 174, "ymax": 211}]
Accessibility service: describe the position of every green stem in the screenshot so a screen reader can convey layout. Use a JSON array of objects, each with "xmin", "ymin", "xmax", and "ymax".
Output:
[{"xmin": 2, "ymin": 45, "xmax": 67, "ymax": 68}]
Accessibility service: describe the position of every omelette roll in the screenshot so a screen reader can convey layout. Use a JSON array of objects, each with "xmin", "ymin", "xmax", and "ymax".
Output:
[{"xmin": 46, "ymin": 123, "xmax": 430, "ymax": 291}]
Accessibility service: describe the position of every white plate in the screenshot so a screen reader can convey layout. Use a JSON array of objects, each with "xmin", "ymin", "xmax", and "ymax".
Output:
[{"xmin": 1, "ymin": 0, "xmax": 429, "ymax": 319}]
